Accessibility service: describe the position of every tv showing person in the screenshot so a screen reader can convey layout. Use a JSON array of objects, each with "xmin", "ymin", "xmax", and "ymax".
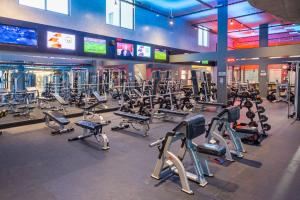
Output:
[
  {"xmin": 137, "ymin": 45, "xmax": 144, "ymax": 57},
  {"xmin": 117, "ymin": 42, "xmax": 134, "ymax": 57}
]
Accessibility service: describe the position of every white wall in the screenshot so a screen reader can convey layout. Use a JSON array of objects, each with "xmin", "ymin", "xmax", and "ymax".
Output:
[{"xmin": 0, "ymin": 0, "xmax": 216, "ymax": 52}]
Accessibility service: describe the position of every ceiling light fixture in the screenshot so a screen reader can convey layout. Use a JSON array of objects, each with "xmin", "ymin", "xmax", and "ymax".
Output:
[
  {"xmin": 230, "ymin": 19, "xmax": 234, "ymax": 25},
  {"xmin": 169, "ymin": 9, "xmax": 174, "ymax": 26}
]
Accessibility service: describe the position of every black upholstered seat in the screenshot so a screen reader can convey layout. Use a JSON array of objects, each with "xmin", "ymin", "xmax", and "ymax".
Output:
[
  {"xmin": 43, "ymin": 111, "xmax": 70, "ymax": 125},
  {"xmin": 235, "ymin": 125, "xmax": 258, "ymax": 135},
  {"xmin": 197, "ymin": 143, "xmax": 226, "ymax": 157},
  {"xmin": 75, "ymin": 120, "xmax": 102, "ymax": 130}
]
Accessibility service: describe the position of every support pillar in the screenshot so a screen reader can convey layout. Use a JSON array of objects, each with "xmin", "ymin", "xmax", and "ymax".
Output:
[
  {"xmin": 216, "ymin": 0, "xmax": 228, "ymax": 104},
  {"xmin": 259, "ymin": 24, "xmax": 269, "ymax": 97},
  {"xmin": 127, "ymin": 63, "xmax": 135, "ymax": 81}
]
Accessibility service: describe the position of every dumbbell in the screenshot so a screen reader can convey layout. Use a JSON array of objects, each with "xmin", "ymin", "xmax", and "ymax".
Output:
[
  {"xmin": 260, "ymin": 115, "xmax": 268, "ymax": 123},
  {"xmin": 262, "ymin": 123, "xmax": 271, "ymax": 131},
  {"xmin": 256, "ymin": 97, "xmax": 263, "ymax": 104},
  {"xmin": 244, "ymin": 100, "xmax": 253, "ymax": 109},
  {"xmin": 0, "ymin": 110, "xmax": 8, "ymax": 118},
  {"xmin": 246, "ymin": 110, "xmax": 256, "ymax": 119},
  {"xmin": 257, "ymin": 106, "xmax": 266, "ymax": 114},
  {"xmin": 249, "ymin": 121, "xmax": 258, "ymax": 127}
]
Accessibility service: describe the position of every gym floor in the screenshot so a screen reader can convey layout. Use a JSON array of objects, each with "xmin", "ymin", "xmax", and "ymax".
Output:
[{"xmin": 0, "ymin": 102, "xmax": 299, "ymax": 200}]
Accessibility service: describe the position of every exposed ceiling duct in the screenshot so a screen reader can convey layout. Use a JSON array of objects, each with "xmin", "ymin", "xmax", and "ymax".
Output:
[{"xmin": 248, "ymin": 0, "xmax": 300, "ymax": 23}]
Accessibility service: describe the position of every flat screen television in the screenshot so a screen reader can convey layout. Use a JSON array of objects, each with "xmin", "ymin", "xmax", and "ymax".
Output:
[
  {"xmin": 136, "ymin": 44, "xmax": 151, "ymax": 58},
  {"xmin": 154, "ymin": 48, "xmax": 167, "ymax": 61},
  {"xmin": 84, "ymin": 37, "xmax": 107, "ymax": 55},
  {"xmin": 47, "ymin": 31, "xmax": 75, "ymax": 50},
  {"xmin": 0, "ymin": 24, "xmax": 37, "ymax": 46},
  {"xmin": 116, "ymin": 42, "xmax": 134, "ymax": 58}
]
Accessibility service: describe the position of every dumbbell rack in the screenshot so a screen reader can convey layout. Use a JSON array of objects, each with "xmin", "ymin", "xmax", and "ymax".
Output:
[{"xmin": 254, "ymin": 99, "xmax": 270, "ymax": 137}]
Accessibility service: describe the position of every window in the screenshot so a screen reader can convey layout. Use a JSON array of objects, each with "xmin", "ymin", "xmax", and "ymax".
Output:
[
  {"xmin": 19, "ymin": 0, "xmax": 70, "ymax": 15},
  {"xmin": 198, "ymin": 26, "xmax": 209, "ymax": 47},
  {"xmin": 19, "ymin": 0, "xmax": 45, "ymax": 9},
  {"xmin": 106, "ymin": 0, "xmax": 135, "ymax": 29},
  {"xmin": 47, "ymin": 0, "xmax": 69, "ymax": 15}
]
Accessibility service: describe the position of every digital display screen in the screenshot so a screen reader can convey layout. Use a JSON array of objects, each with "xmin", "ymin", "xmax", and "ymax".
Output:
[
  {"xmin": 117, "ymin": 42, "xmax": 134, "ymax": 58},
  {"xmin": 136, "ymin": 44, "xmax": 151, "ymax": 58},
  {"xmin": 0, "ymin": 24, "xmax": 37, "ymax": 46},
  {"xmin": 47, "ymin": 31, "xmax": 75, "ymax": 50},
  {"xmin": 154, "ymin": 48, "xmax": 167, "ymax": 61},
  {"xmin": 84, "ymin": 37, "xmax": 106, "ymax": 55}
]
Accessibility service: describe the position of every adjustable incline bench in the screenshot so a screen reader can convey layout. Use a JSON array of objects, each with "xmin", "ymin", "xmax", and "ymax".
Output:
[
  {"xmin": 150, "ymin": 114, "xmax": 226, "ymax": 194},
  {"xmin": 111, "ymin": 111, "xmax": 151, "ymax": 136},
  {"xmin": 68, "ymin": 120, "xmax": 110, "ymax": 150},
  {"xmin": 43, "ymin": 111, "xmax": 74, "ymax": 135},
  {"xmin": 53, "ymin": 93, "xmax": 69, "ymax": 114}
]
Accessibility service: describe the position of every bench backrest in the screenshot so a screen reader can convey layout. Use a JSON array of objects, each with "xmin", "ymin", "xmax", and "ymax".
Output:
[
  {"xmin": 173, "ymin": 114, "xmax": 206, "ymax": 140},
  {"xmin": 53, "ymin": 94, "xmax": 67, "ymax": 105},
  {"xmin": 217, "ymin": 106, "xmax": 240, "ymax": 123},
  {"xmin": 93, "ymin": 91, "xmax": 106, "ymax": 102}
]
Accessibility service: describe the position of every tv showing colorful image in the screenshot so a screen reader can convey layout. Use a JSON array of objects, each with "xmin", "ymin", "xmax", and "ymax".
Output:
[
  {"xmin": 47, "ymin": 31, "xmax": 75, "ymax": 50},
  {"xmin": 154, "ymin": 48, "xmax": 167, "ymax": 61},
  {"xmin": 0, "ymin": 24, "xmax": 37, "ymax": 46},
  {"xmin": 117, "ymin": 42, "xmax": 134, "ymax": 58},
  {"xmin": 84, "ymin": 37, "xmax": 107, "ymax": 55},
  {"xmin": 136, "ymin": 44, "xmax": 151, "ymax": 58}
]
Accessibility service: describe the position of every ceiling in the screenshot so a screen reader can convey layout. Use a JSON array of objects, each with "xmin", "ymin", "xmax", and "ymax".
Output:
[{"xmin": 135, "ymin": 0, "xmax": 300, "ymax": 49}]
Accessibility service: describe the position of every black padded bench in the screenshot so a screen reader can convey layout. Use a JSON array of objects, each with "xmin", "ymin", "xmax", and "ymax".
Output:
[
  {"xmin": 68, "ymin": 120, "xmax": 109, "ymax": 150},
  {"xmin": 112, "ymin": 111, "xmax": 151, "ymax": 136},
  {"xmin": 197, "ymin": 143, "xmax": 226, "ymax": 157},
  {"xmin": 196, "ymin": 101, "xmax": 226, "ymax": 108},
  {"xmin": 44, "ymin": 111, "xmax": 74, "ymax": 135},
  {"xmin": 114, "ymin": 111, "xmax": 150, "ymax": 121},
  {"xmin": 158, "ymin": 109, "xmax": 188, "ymax": 116},
  {"xmin": 235, "ymin": 125, "xmax": 258, "ymax": 135}
]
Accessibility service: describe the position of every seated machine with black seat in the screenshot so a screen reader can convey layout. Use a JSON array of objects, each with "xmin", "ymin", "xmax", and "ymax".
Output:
[
  {"xmin": 43, "ymin": 111, "xmax": 74, "ymax": 135},
  {"xmin": 150, "ymin": 115, "xmax": 226, "ymax": 194},
  {"xmin": 111, "ymin": 111, "xmax": 151, "ymax": 136},
  {"xmin": 68, "ymin": 120, "xmax": 110, "ymax": 150},
  {"xmin": 206, "ymin": 106, "xmax": 259, "ymax": 161}
]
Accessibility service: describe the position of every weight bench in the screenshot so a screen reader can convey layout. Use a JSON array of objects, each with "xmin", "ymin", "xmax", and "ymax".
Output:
[
  {"xmin": 206, "ymin": 106, "xmax": 259, "ymax": 161},
  {"xmin": 194, "ymin": 101, "xmax": 226, "ymax": 112},
  {"xmin": 53, "ymin": 94, "xmax": 69, "ymax": 114},
  {"xmin": 111, "ymin": 111, "xmax": 150, "ymax": 136},
  {"xmin": 13, "ymin": 105, "xmax": 35, "ymax": 117},
  {"xmin": 150, "ymin": 115, "xmax": 226, "ymax": 194},
  {"xmin": 154, "ymin": 108, "xmax": 188, "ymax": 121},
  {"xmin": 68, "ymin": 120, "xmax": 109, "ymax": 150},
  {"xmin": 43, "ymin": 111, "xmax": 74, "ymax": 135},
  {"xmin": 92, "ymin": 91, "xmax": 108, "ymax": 109}
]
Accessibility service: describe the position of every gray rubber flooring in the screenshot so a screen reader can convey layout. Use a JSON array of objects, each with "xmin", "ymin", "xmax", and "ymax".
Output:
[{"xmin": 0, "ymin": 102, "xmax": 299, "ymax": 200}]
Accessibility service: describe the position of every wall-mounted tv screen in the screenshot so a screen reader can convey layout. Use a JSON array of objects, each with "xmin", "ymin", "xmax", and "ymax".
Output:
[
  {"xmin": 0, "ymin": 24, "xmax": 37, "ymax": 46},
  {"xmin": 154, "ymin": 48, "xmax": 167, "ymax": 61},
  {"xmin": 117, "ymin": 42, "xmax": 134, "ymax": 58},
  {"xmin": 84, "ymin": 37, "xmax": 107, "ymax": 55},
  {"xmin": 136, "ymin": 44, "xmax": 151, "ymax": 58},
  {"xmin": 47, "ymin": 31, "xmax": 75, "ymax": 50}
]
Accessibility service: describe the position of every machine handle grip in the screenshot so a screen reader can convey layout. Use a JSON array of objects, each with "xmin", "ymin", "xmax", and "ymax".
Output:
[{"xmin": 149, "ymin": 138, "xmax": 164, "ymax": 147}]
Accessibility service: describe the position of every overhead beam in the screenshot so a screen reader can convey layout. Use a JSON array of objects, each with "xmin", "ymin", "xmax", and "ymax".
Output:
[
  {"xmin": 194, "ymin": 0, "xmax": 214, "ymax": 8},
  {"xmin": 192, "ymin": 11, "xmax": 265, "ymax": 26},
  {"xmin": 169, "ymin": 44, "xmax": 300, "ymax": 62},
  {"xmin": 121, "ymin": 0, "xmax": 169, "ymax": 17},
  {"xmin": 229, "ymin": 57, "xmax": 300, "ymax": 65},
  {"xmin": 174, "ymin": 0, "xmax": 247, "ymax": 18}
]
